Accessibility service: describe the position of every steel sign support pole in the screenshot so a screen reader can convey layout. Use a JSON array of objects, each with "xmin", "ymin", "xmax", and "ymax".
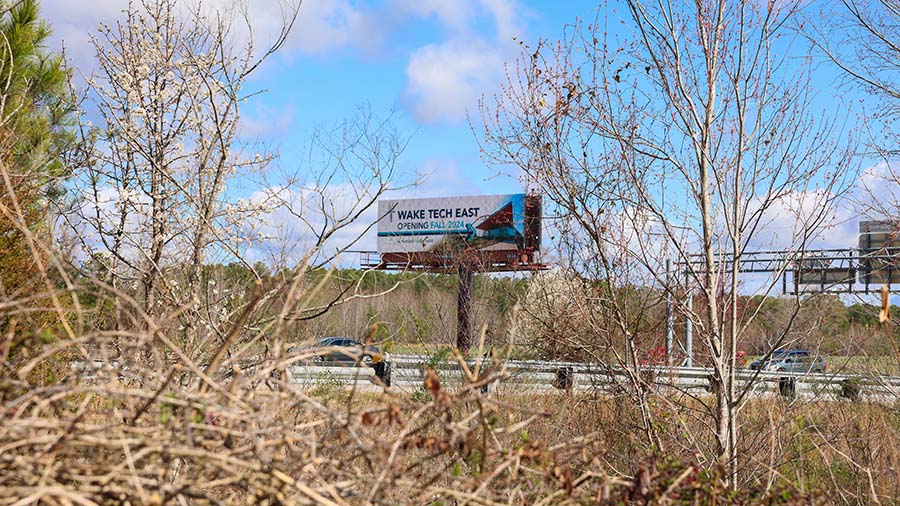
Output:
[
  {"xmin": 665, "ymin": 259, "xmax": 674, "ymax": 364},
  {"xmin": 685, "ymin": 288, "xmax": 694, "ymax": 368},
  {"xmin": 456, "ymin": 262, "xmax": 474, "ymax": 353}
]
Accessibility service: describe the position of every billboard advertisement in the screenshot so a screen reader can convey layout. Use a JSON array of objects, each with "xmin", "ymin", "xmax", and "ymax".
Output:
[{"xmin": 377, "ymin": 194, "xmax": 532, "ymax": 254}]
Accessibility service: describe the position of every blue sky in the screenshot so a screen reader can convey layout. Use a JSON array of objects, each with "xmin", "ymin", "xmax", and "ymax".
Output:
[
  {"xmin": 248, "ymin": 0, "xmax": 595, "ymax": 198},
  {"xmin": 45, "ymin": 0, "xmax": 607, "ymax": 199},
  {"xmin": 43, "ymin": 0, "xmax": 867, "ymax": 195}
]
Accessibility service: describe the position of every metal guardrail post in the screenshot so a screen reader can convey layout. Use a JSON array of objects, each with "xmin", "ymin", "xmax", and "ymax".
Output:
[
  {"xmin": 778, "ymin": 376, "xmax": 796, "ymax": 398},
  {"xmin": 554, "ymin": 366, "xmax": 574, "ymax": 391},
  {"xmin": 838, "ymin": 378, "xmax": 861, "ymax": 401},
  {"xmin": 705, "ymin": 373, "xmax": 718, "ymax": 393},
  {"xmin": 375, "ymin": 361, "xmax": 392, "ymax": 387}
]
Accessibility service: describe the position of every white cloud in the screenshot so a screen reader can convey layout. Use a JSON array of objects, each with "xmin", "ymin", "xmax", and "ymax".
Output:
[
  {"xmin": 238, "ymin": 101, "xmax": 296, "ymax": 139},
  {"xmin": 43, "ymin": 0, "xmax": 526, "ymax": 126},
  {"xmin": 44, "ymin": 0, "xmax": 375, "ymax": 75},
  {"xmin": 61, "ymin": 182, "xmax": 170, "ymax": 269},
  {"xmin": 480, "ymin": 0, "xmax": 522, "ymax": 41},
  {"xmin": 413, "ymin": 159, "xmax": 484, "ymax": 196},
  {"xmin": 743, "ymin": 160, "xmax": 900, "ymax": 256},
  {"xmin": 393, "ymin": 0, "xmax": 474, "ymax": 33},
  {"xmin": 393, "ymin": 0, "xmax": 523, "ymax": 40},
  {"xmin": 288, "ymin": 0, "xmax": 379, "ymax": 56},
  {"xmin": 404, "ymin": 40, "xmax": 506, "ymax": 124},
  {"xmin": 401, "ymin": 0, "xmax": 525, "ymax": 125},
  {"xmin": 44, "ymin": 0, "xmax": 124, "ymax": 72},
  {"xmin": 744, "ymin": 189, "xmax": 853, "ymax": 251},
  {"xmin": 241, "ymin": 183, "xmax": 383, "ymax": 266},
  {"xmin": 855, "ymin": 160, "xmax": 900, "ymax": 219}
]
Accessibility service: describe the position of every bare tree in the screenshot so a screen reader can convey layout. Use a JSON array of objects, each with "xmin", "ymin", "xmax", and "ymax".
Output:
[
  {"xmin": 59, "ymin": 0, "xmax": 409, "ymax": 375},
  {"xmin": 805, "ymin": 1, "xmax": 900, "ymax": 380},
  {"xmin": 258, "ymin": 107, "xmax": 409, "ymax": 272},
  {"xmin": 809, "ymin": 0, "xmax": 900, "ymax": 223},
  {"xmin": 482, "ymin": 0, "xmax": 855, "ymax": 485}
]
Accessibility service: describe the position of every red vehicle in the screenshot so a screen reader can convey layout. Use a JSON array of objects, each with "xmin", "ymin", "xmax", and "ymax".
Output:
[{"xmin": 639, "ymin": 346, "xmax": 667, "ymax": 366}]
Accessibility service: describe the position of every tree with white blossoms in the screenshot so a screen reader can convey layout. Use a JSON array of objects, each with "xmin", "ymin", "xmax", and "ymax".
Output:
[
  {"xmin": 65, "ymin": 0, "xmax": 405, "ymax": 369},
  {"xmin": 69, "ymin": 0, "xmax": 297, "ymax": 317},
  {"xmin": 513, "ymin": 269, "xmax": 597, "ymax": 360}
]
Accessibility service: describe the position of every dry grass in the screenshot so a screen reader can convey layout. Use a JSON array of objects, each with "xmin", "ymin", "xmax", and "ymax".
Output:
[{"xmin": 3, "ymin": 328, "xmax": 848, "ymax": 505}]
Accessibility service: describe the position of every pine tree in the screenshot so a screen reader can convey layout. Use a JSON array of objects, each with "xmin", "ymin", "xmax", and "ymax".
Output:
[{"xmin": 0, "ymin": 0, "xmax": 72, "ymax": 318}]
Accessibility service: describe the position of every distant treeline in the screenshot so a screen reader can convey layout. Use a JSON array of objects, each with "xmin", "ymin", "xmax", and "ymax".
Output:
[{"xmin": 70, "ymin": 260, "xmax": 897, "ymax": 358}]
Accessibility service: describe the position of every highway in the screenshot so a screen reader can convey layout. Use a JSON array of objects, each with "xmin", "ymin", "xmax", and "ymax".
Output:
[{"xmin": 72, "ymin": 354, "xmax": 897, "ymax": 402}]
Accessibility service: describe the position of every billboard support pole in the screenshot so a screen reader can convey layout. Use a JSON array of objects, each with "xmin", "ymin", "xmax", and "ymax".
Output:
[{"xmin": 456, "ymin": 262, "xmax": 474, "ymax": 353}]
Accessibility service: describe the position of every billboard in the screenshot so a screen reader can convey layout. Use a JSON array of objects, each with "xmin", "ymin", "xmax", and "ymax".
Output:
[
  {"xmin": 858, "ymin": 220, "xmax": 899, "ymax": 251},
  {"xmin": 377, "ymin": 194, "xmax": 535, "ymax": 254},
  {"xmin": 794, "ymin": 268, "xmax": 856, "ymax": 291},
  {"xmin": 858, "ymin": 220, "xmax": 900, "ymax": 285}
]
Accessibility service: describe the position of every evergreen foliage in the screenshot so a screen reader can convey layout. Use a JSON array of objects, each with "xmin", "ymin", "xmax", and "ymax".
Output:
[{"xmin": 0, "ymin": 0, "xmax": 72, "ymax": 296}]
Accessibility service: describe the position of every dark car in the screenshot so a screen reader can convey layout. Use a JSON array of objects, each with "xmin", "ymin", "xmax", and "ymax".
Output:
[
  {"xmin": 749, "ymin": 349, "xmax": 826, "ymax": 374},
  {"xmin": 290, "ymin": 337, "xmax": 385, "ymax": 367}
]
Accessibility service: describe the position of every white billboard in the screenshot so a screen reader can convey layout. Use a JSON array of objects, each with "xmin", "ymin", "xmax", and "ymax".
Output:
[{"xmin": 377, "ymin": 194, "xmax": 528, "ymax": 254}]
